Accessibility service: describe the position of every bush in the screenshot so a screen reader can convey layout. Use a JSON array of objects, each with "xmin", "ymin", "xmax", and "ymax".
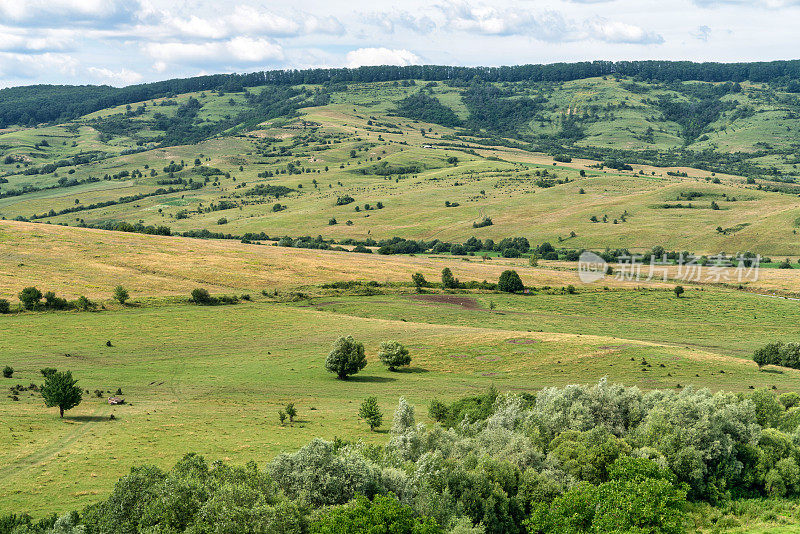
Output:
[
  {"xmin": 310, "ymin": 494, "xmax": 442, "ymax": 533},
  {"xmin": 378, "ymin": 341, "xmax": 411, "ymax": 371},
  {"xmin": 498, "ymin": 270, "xmax": 524, "ymax": 293},
  {"xmin": 113, "ymin": 285, "xmax": 129, "ymax": 305},
  {"xmin": 191, "ymin": 288, "xmax": 216, "ymax": 305},
  {"xmin": 359, "ymin": 396, "xmax": 383, "ymax": 431},
  {"xmin": 75, "ymin": 295, "xmax": 96, "ymax": 311},
  {"xmin": 441, "ymin": 268, "xmax": 459, "ymax": 289},
  {"xmin": 325, "ymin": 336, "xmax": 367, "ymax": 379},
  {"xmin": 18, "ymin": 286, "xmax": 42, "ymax": 310},
  {"xmin": 2, "ymin": 366, "xmax": 12, "ymax": 378}
]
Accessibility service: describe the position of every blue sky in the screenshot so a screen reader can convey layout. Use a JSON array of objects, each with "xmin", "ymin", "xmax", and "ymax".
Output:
[{"xmin": 0, "ymin": 0, "xmax": 798, "ymax": 88}]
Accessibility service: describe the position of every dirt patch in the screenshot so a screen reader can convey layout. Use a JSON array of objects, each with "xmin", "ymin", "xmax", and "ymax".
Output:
[
  {"xmin": 506, "ymin": 338, "xmax": 540, "ymax": 345},
  {"xmin": 409, "ymin": 294, "xmax": 480, "ymax": 309}
]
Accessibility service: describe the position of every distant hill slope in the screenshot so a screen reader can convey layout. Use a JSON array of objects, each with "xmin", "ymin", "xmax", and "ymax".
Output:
[{"xmin": 1, "ymin": 67, "xmax": 800, "ymax": 256}]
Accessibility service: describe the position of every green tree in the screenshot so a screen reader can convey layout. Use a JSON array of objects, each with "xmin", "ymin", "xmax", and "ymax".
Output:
[
  {"xmin": 674, "ymin": 285, "xmax": 684, "ymax": 298},
  {"xmin": 18, "ymin": 286, "xmax": 42, "ymax": 310},
  {"xmin": 2, "ymin": 366, "xmax": 12, "ymax": 378},
  {"xmin": 41, "ymin": 370, "xmax": 82, "ymax": 418},
  {"xmin": 441, "ymin": 268, "xmax": 458, "ymax": 289},
  {"xmin": 278, "ymin": 410, "xmax": 287, "ymax": 425},
  {"xmin": 0, "ymin": 298, "xmax": 10, "ymax": 314},
  {"xmin": 359, "ymin": 396, "xmax": 383, "ymax": 431},
  {"xmin": 378, "ymin": 341, "xmax": 411, "ymax": 371},
  {"xmin": 754, "ymin": 341, "xmax": 783, "ymax": 369},
  {"xmin": 325, "ymin": 336, "xmax": 367, "ymax": 379},
  {"xmin": 310, "ymin": 494, "xmax": 442, "ymax": 533},
  {"xmin": 498, "ymin": 270, "xmax": 524, "ymax": 293},
  {"xmin": 411, "ymin": 272, "xmax": 427, "ymax": 291},
  {"xmin": 286, "ymin": 403, "xmax": 297, "ymax": 422},
  {"xmin": 113, "ymin": 285, "xmax": 129, "ymax": 305}
]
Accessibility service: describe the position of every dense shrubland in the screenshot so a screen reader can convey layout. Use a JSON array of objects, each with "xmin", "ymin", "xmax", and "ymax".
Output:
[{"xmin": 5, "ymin": 380, "xmax": 800, "ymax": 533}]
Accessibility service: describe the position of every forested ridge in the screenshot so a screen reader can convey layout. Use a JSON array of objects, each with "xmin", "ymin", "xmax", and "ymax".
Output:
[{"xmin": 3, "ymin": 60, "xmax": 800, "ymax": 127}]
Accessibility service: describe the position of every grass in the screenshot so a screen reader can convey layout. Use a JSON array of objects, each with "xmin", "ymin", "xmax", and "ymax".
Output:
[{"xmin": 2, "ymin": 295, "xmax": 798, "ymax": 516}]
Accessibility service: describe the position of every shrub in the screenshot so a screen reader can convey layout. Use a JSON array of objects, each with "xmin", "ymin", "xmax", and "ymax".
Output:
[
  {"xmin": 780, "ymin": 392, "xmax": 800, "ymax": 409},
  {"xmin": 286, "ymin": 403, "xmax": 297, "ymax": 422},
  {"xmin": 18, "ymin": 286, "xmax": 42, "ymax": 310},
  {"xmin": 310, "ymin": 494, "xmax": 442, "ymax": 533},
  {"xmin": 2, "ymin": 366, "xmax": 12, "ymax": 378},
  {"xmin": 498, "ymin": 270, "xmax": 524, "ymax": 293},
  {"xmin": 0, "ymin": 299, "xmax": 9, "ymax": 314},
  {"xmin": 441, "ymin": 268, "xmax": 459, "ymax": 289},
  {"xmin": 674, "ymin": 285, "xmax": 684, "ymax": 298},
  {"xmin": 190, "ymin": 288, "xmax": 216, "ymax": 305},
  {"xmin": 76, "ymin": 295, "xmax": 95, "ymax": 311},
  {"xmin": 359, "ymin": 396, "xmax": 383, "ymax": 431},
  {"xmin": 325, "ymin": 336, "xmax": 367, "ymax": 379},
  {"xmin": 113, "ymin": 285, "xmax": 129, "ymax": 305},
  {"xmin": 411, "ymin": 272, "xmax": 427, "ymax": 290},
  {"xmin": 378, "ymin": 341, "xmax": 411, "ymax": 371},
  {"xmin": 428, "ymin": 399, "xmax": 449, "ymax": 422}
]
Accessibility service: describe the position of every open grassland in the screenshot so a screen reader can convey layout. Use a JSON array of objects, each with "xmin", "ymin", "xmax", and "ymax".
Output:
[
  {"xmin": 5, "ymin": 220, "xmax": 800, "ymax": 303},
  {"xmin": 2, "ymin": 296, "xmax": 799, "ymax": 516}
]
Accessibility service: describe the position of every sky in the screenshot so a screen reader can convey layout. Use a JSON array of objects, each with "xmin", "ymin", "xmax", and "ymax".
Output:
[{"xmin": 0, "ymin": 0, "xmax": 798, "ymax": 88}]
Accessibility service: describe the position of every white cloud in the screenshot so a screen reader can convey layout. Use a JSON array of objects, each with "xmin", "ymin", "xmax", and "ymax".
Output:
[
  {"xmin": 0, "ymin": 28, "xmax": 74, "ymax": 52},
  {"xmin": 144, "ymin": 38, "xmax": 284, "ymax": 69},
  {"xmin": 0, "ymin": 52, "xmax": 79, "ymax": 79},
  {"xmin": 88, "ymin": 66, "xmax": 144, "ymax": 86},
  {"xmin": 0, "ymin": 0, "xmax": 141, "ymax": 27},
  {"xmin": 346, "ymin": 48, "xmax": 421, "ymax": 67},
  {"xmin": 587, "ymin": 18, "xmax": 664, "ymax": 44}
]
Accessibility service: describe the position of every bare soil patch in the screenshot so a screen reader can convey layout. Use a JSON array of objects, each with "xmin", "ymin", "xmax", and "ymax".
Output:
[{"xmin": 409, "ymin": 294, "xmax": 480, "ymax": 309}]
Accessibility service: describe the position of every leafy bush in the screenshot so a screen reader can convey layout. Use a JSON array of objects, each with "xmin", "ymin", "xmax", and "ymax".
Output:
[
  {"xmin": 2, "ymin": 366, "xmax": 12, "ymax": 378},
  {"xmin": 325, "ymin": 336, "xmax": 367, "ymax": 379},
  {"xmin": 498, "ymin": 270, "xmax": 524, "ymax": 293},
  {"xmin": 378, "ymin": 341, "xmax": 411, "ymax": 371}
]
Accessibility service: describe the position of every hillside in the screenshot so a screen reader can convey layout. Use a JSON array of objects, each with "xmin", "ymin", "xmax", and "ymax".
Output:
[{"xmin": 1, "ymin": 64, "xmax": 800, "ymax": 256}]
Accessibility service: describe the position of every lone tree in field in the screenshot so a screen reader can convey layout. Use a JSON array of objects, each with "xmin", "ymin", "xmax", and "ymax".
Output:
[
  {"xmin": 2, "ymin": 366, "xmax": 12, "ymax": 378},
  {"xmin": 113, "ymin": 285, "xmax": 129, "ymax": 305},
  {"xmin": 411, "ymin": 272, "xmax": 427, "ymax": 292},
  {"xmin": 41, "ymin": 370, "xmax": 82, "ymax": 418},
  {"xmin": 359, "ymin": 396, "xmax": 383, "ymax": 431},
  {"xmin": 378, "ymin": 341, "xmax": 411, "ymax": 371},
  {"xmin": 325, "ymin": 336, "xmax": 367, "ymax": 379},
  {"xmin": 441, "ymin": 268, "xmax": 459, "ymax": 289},
  {"xmin": 18, "ymin": 286, "xmax": 42, "ymax": 310},
  {"xmin": 674, "ymin": 285, "xmax": 685, "ymax": 298},
  {"xmin": 498, "ymin": 270, "xmax": 524, "ymax": 293},
  {"xmin": 285, "ymin": 403, "xmax": 297, "ymax": 423}
]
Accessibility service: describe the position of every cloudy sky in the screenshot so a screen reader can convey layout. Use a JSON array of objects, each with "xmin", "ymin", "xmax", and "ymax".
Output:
[{"xmin": 0, "ymin": 0, "xmax": 798, "ymax": 88}]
